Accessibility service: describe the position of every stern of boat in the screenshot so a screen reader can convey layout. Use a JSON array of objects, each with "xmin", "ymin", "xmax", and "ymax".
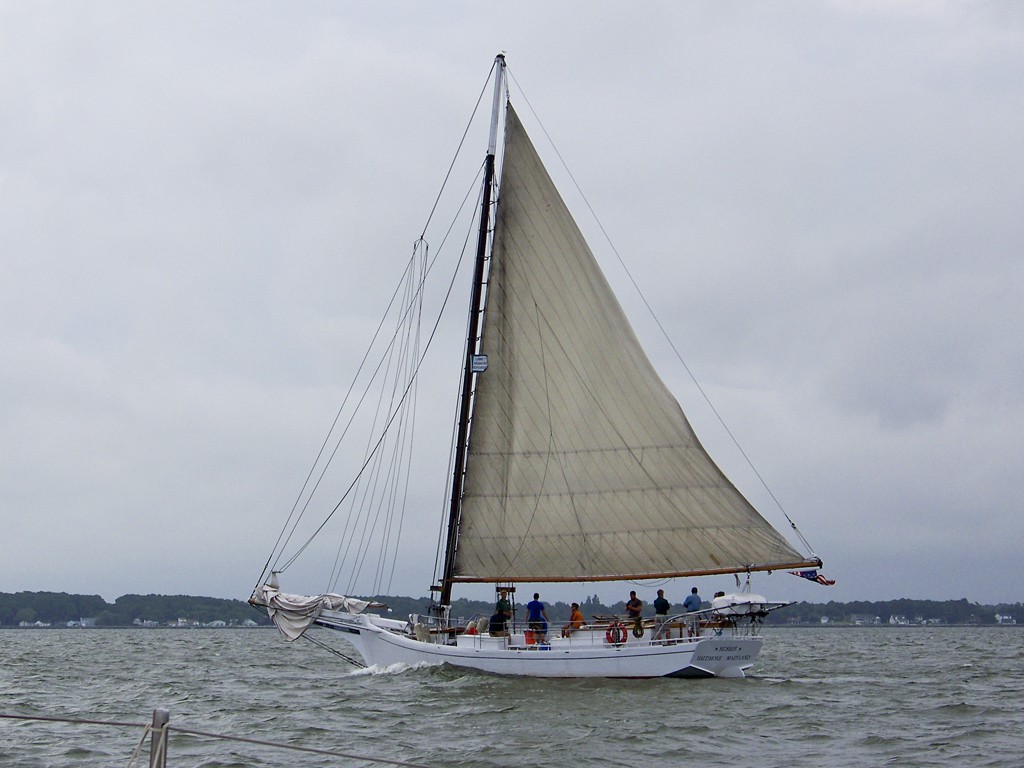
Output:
[{"xmin": 667, "ymin": 636, "xmax": 763, "ymax": 678}]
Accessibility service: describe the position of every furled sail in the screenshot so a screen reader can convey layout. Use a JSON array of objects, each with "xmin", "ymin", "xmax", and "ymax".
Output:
[{"xmin": 452, "ymin": 104, "xmax": 805, "ymax": 582}]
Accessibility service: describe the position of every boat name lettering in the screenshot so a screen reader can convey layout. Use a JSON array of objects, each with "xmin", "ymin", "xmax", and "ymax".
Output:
[{"xmin": 694, "ymin": 653, "xmax": 753, "ymax": 663}]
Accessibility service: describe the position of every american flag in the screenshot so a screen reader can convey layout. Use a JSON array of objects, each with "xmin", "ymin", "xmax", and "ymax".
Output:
[{"xmin": 789, "ymin": 569, "xmax": 835, "ymax": 586}]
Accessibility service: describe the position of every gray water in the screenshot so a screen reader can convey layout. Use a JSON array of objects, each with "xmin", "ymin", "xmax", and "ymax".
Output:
[{"xmin": 1, "ymin": 626, "xmax": 1021, "ymax": 767}]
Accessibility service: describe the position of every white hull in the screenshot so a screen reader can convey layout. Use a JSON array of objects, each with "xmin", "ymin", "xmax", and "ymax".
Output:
[{"xmin": 316, "ymin": 611, "xmax": 762, "ymax": 679}]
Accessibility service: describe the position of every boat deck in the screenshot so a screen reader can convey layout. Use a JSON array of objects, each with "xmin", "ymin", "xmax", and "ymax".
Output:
[{"xmin": 452, "ymin": 617, "xmax": 750, "ymax": 651}]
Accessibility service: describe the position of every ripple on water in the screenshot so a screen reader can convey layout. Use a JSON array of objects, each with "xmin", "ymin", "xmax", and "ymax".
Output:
[{"xmin": 2, "ymin": 626, "xmax": 1024, "ymax": 767}]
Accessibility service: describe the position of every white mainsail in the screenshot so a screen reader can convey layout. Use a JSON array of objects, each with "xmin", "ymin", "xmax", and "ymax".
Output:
[{"xmin": 453, "ymin": 105, "xmax": 804, "ymax": 583}]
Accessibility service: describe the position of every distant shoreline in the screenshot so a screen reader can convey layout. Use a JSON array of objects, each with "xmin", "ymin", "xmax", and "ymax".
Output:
[{"xmin": 2, "ymin": 591, "xmax": 1019, "ymax": 629}]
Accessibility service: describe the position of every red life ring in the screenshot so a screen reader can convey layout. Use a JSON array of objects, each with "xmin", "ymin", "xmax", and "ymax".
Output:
[{"xmin": 605, "ymin": 622, "xmax": 627, "ymax": 644}]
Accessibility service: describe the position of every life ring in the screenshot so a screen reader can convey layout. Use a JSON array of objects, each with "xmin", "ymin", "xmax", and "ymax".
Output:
[{"xmin": 605, "ymin": 622, "xmax": 627, "ymax": 644}]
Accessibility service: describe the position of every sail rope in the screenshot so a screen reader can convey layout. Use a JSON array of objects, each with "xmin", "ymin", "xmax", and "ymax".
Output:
[
  {"xmin": 417, "ymin": 59, "xmax": 498, "ymax": 239},
  {"xmin": 262, "ymin": 166, "xmax": 487, "ymax": 592},
  {"xmin": 301, "ymin": 631, "xmax": 367, "ymax": 668},
  {"xmin": 330, "ymin": 244, "xmax": 425, "ymax": 596},
  {"xmin": 505, "ymin": 66, "xmax": 816, "ymax": 558},
  {"xmin": 428, "ymin": 183, "xmax": 490, "ymax": 593},
  {"xmin": 254, "ymin": 253, "xmax": 422, "ymax": 594},
  {"xmin": 329, "ymin": 173, "xmax": 488, "ymax": 598},
  {"xmin": 430, "ymin": 118, "xmax": 503, "ymax": 593},
  {"xmin": 273, "ymin": 228, "xmax": 463, "ymax": 574},
  {"xmin": 257, "ymin": 253, "xmax": 425, "ymax": 590},
  {"xmin": 255, "ymin": 64, "xmax": 500, "ymax": 597}
]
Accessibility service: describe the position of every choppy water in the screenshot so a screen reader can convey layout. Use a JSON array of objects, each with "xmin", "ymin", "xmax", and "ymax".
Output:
[{"xmin": 1, "ymin": 626, "xmax": 1021, "ymax": 767}]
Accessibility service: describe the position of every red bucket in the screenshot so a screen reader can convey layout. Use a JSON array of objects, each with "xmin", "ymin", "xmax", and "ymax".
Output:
[{"xmin": 524, "ymin": 629, "xmax": 536, "ymax": 645}]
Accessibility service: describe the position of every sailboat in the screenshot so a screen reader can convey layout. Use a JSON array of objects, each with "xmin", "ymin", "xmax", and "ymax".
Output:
[{"xmin": 252, "ymin": 55, "xmax": 823, "ymax": 678}]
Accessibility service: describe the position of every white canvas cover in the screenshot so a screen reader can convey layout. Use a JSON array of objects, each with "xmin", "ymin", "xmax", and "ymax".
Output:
[
  {"xmin": 257, "ymin": 582, "xmax": 373, "ymax": 641},
  {"xmin": 452, "ymin": 105, "xmax": 804, "ymax": 582}
]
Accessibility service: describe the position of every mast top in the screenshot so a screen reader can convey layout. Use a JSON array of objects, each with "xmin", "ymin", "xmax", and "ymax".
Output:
[{"xmin": 487, "ymin": 55, "xmax": 507, "ymax": 157}]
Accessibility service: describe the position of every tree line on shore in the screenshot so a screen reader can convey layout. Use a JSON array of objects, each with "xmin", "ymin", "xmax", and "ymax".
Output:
[
  {"xmin": 0, "ymin": 592, "xmax": 272, "ymax": 627},
  {"xmin": 2, "ymin": 591, "xmax": 1018, "ymax": 628}
]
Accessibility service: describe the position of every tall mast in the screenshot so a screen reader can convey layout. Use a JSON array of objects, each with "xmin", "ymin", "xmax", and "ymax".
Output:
[{"xmin": 436, "ymin": 54, "xmax": 506, "ymax": 608}]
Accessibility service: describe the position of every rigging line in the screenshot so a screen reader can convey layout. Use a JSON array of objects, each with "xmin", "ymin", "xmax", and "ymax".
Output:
[
  {"xmin": 333, "ymin": 267, "xmax": 418, "ymax": 594},
  {"xmin": 381, "ymin": 260, "xmax": 425, "ymax": 594},
  {"xmin": 342, "ymin": 290, "xmax": 416, "ymax": 595},
  {"xmin": 126, "ymin": 723, "xmax": 158, "ymax": 768},
  {"xmin": 279, "ymin": 190, "xmax": 480, "ymax": 573},
  {"xmin": 506, "ymin": 68, "xmax": 815, "ymax": 556},
  {"xmin": 370, "ymin": 258, "xmax": 422, "ymax": 577},
  {"xmin": 367, "ymin": 394, "xmax": 414, "ymax": 594},
  {"xmin": 365, "ymin": 437, "xmax": 403, "ymax": 594},
  {"xmin": 432, "ymin": 379, "xmax": 464, "ymax": 588},
  {"xmin": 272, "ymin": 168, "xmax": 481, "ymax": 579},
  {"xmin": 627, "ymin": 577, "xmax": 673, "ymax": 588},
  {"xmin": 378, "ymin": 289, "xmax": 422, "ymax": 594},
  {"xmin": 280, "ymin": 378, "xmax": 417, "ymax": 571},
  {"xmin": 255, "ymin": 254, "xmax": 419, "ymax": 591},
  {"xmin": 431, "ymin": 111, "xmax": 504, "ymax": 595},
  {"xmin": 330, "ymin": 365, "xmax": 397, "ymax": 593},
  {"xmin": 418, "ymin": 59, "xmax": 497, "ymax": 239},
  {"xmin": 268, "ymin": 153, "xmax": 481, "ymax": 583},
  {"xmin": 285, "ymin": 159, "xmax": 486, "ymax": 590},
  {"xmin": 341, "ymin": 243, "xmax": 426, "ymax": 596},
  {"xmin": 286, "ymin": 301, "xmax": 415, "ymax": 574},
  {"xmin": 383, "ymin": 420, "xmax": 414, "ymax": 594},
  {"xmin": 322, "ymin": 169, "xmax": 489, "ymax": 591},
  {"xmin": 0, "ymin": 712, "xmax": 145, "ymax": 729},
  {"xmin": 368, "ymin": 316, "xmax": 421, "ymax": 594},
  {"xmin": 334, "ymin": 259, "xmax": 420, "ymax": 595},
  {"xmin": 430, "ymin": 172, "xmax": 498, "ymax": 596},
  {"xmin": 271, "ymin": 257, "xmax": 419, "ymax": 576},
  {"xmin": 301, "ymin": 631, "xmax": 366, "ymax": 668}
]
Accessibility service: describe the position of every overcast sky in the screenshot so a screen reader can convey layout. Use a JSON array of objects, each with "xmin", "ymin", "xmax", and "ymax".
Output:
[{"xmin": 2, "ymin": 3, "xmax": 1022, "ymax": 608}]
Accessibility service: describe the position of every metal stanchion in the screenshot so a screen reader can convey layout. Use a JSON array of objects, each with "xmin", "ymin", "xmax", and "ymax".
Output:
[{"xmin": 149, "ymin": 709, "xmax": 169, "ymax": 768}]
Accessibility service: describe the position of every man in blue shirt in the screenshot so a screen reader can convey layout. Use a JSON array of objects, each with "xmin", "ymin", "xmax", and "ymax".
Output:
[
  {"xmin": 683, "ymin": 587, "xmax": 703, "ymax": 612},
  {"xmin": 526, "ymin": 593, "xmax": 549, "ymax": 642}
]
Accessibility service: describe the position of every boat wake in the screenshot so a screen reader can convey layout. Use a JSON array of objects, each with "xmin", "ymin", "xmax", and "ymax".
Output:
[{"xmin": 347, "ymin": 660, "xmax": 440, "ymax": 677}]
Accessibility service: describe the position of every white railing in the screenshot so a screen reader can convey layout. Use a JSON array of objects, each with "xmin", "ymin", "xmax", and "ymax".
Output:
[{"xmin": 445, "ymin": 609, "xmax": 765, "ymax": 650}]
